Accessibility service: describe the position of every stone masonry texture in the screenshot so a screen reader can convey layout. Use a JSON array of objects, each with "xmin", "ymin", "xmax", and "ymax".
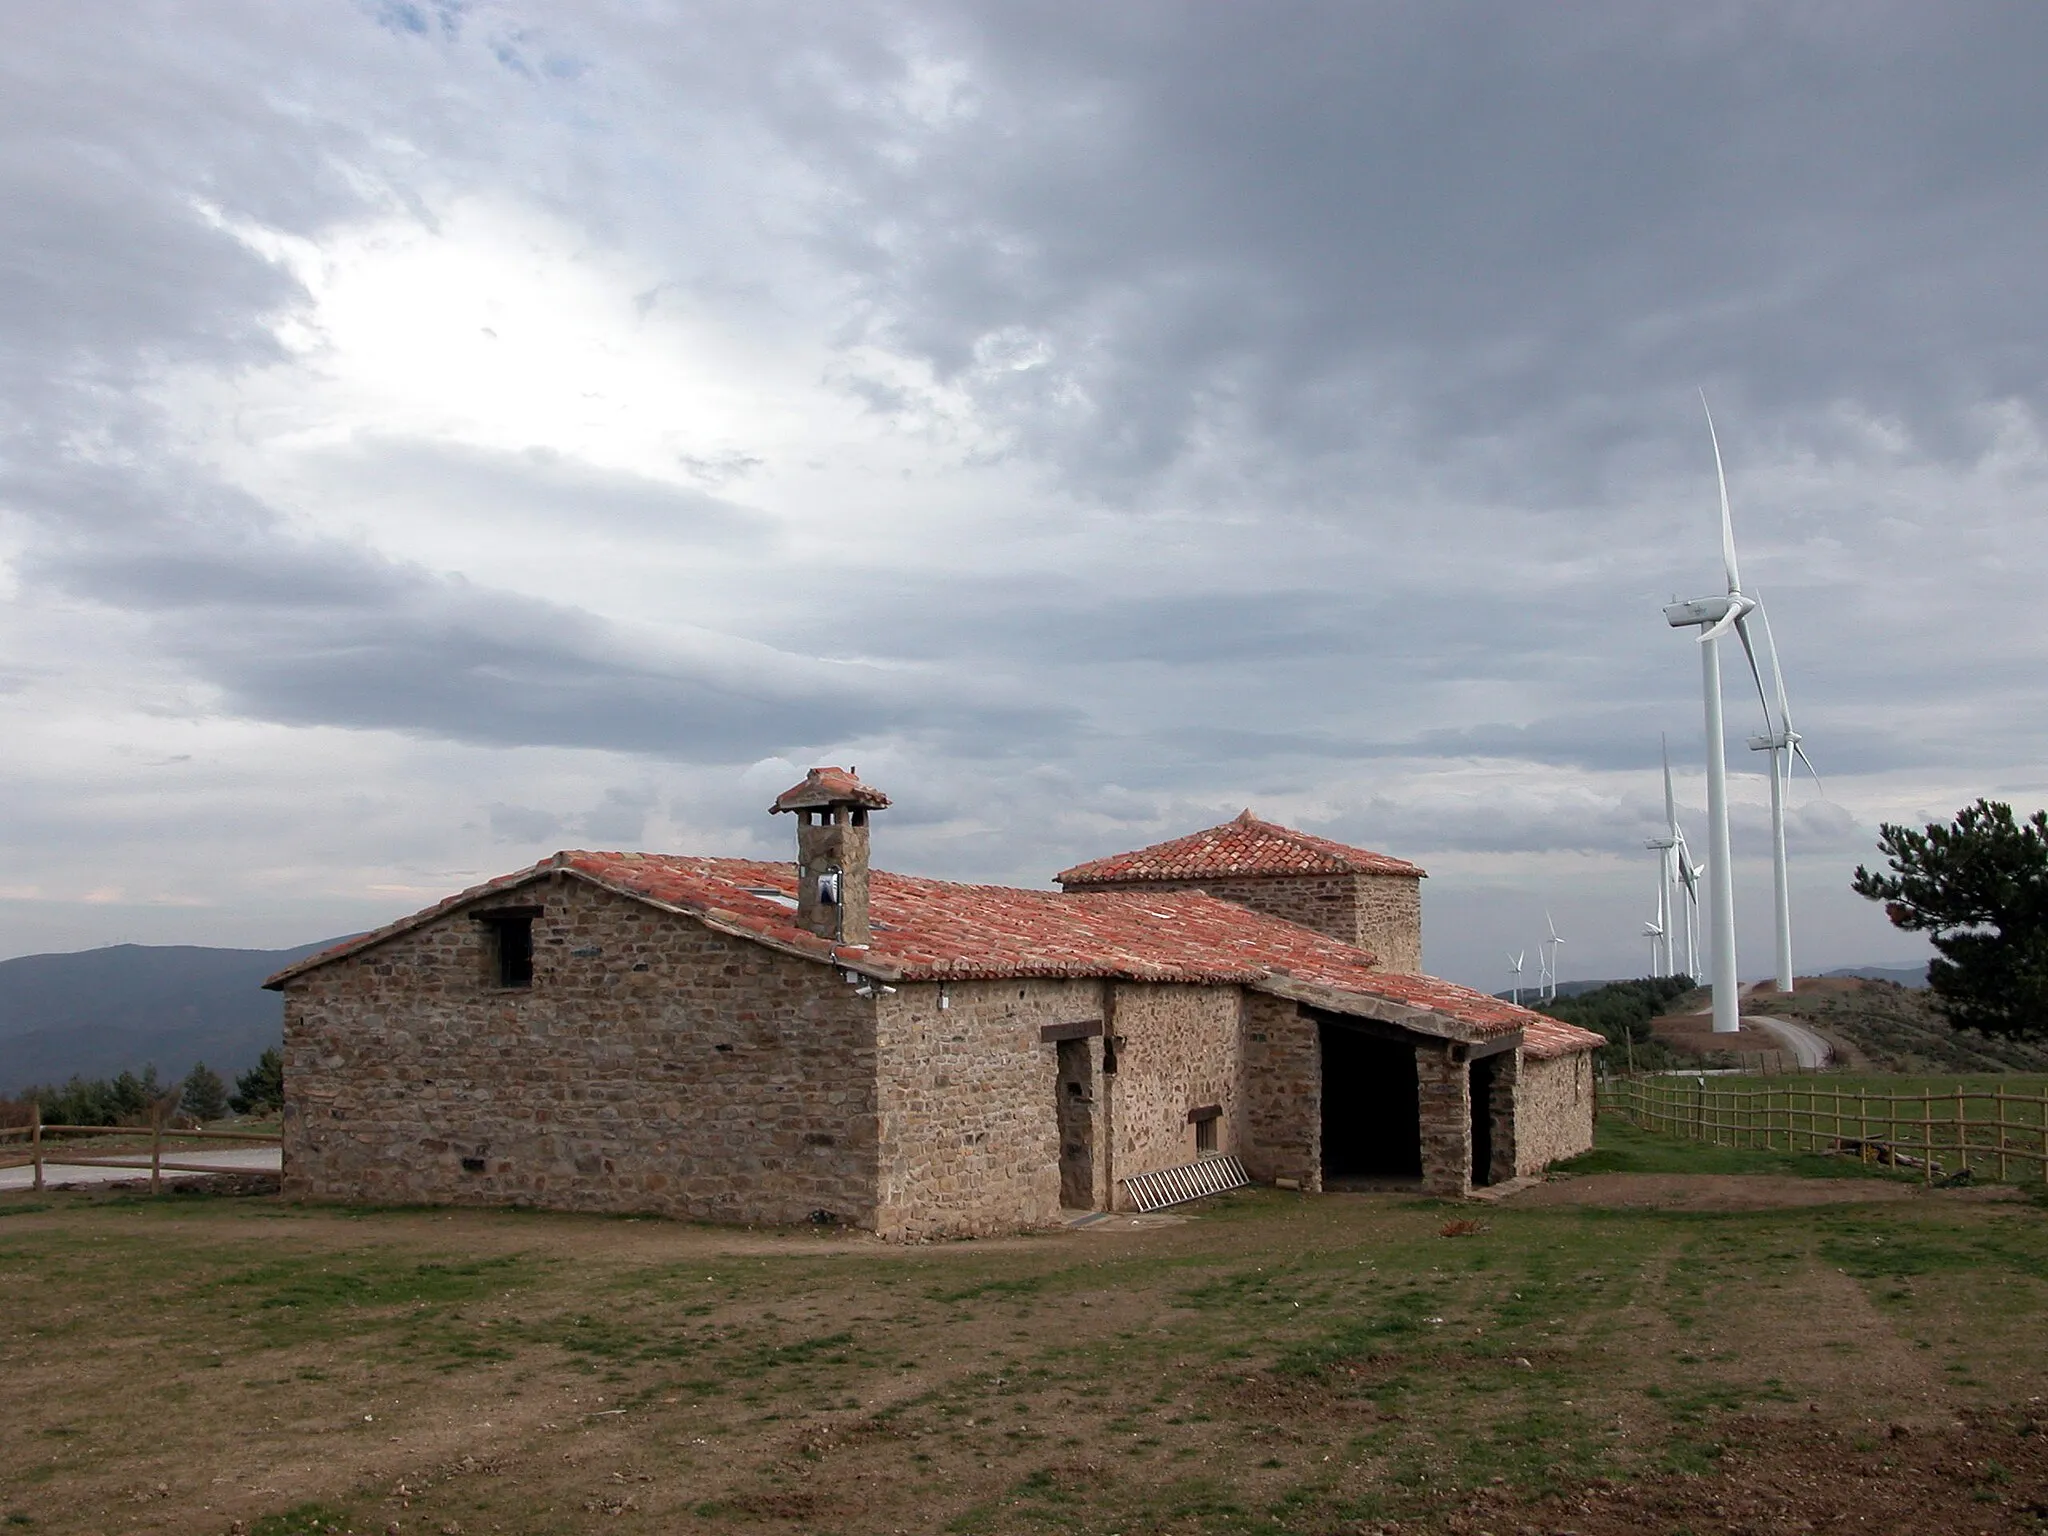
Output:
[
  {"xmin": 1067, "ymin": 872, "xmax": 1422, "ymax": 973},
  {"xmin": 281, "ymin": 874, "xmax": 881, "ymax": 1226},
  {"xmin": 1514, "ymin": 1051, "xmax": 1595, "ymax": 1174}
]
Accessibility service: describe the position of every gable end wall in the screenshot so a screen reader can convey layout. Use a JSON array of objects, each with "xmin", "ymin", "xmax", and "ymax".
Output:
[{"xmin": 280, "ymin": 876, "xmax": 879, "ymax": 1225}]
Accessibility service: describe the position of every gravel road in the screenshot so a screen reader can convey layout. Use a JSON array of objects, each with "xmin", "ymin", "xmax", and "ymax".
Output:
[
  {"xmin": 0, "ymin": 1145, "xmax": 280, "ymax": 1191},
  {"xmin": 1746, "ymin": 1013, "xmax": 1833, "ymax": 1069}
]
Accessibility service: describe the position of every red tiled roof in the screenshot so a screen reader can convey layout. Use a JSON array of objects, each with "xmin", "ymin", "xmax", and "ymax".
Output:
[
  {"xmin": 1055, "ymin": 810, "xmax": 1426, "ymax": 886},
  {"xmin": 265, "ymin": 852, "xmax": 1553, "ymax": 1043},
  {"xmin": 1522, "ymin": 1016, "xmax": 1606, "ymax": 1060},
  {"xmin": 771, "ymin": 765, "xmax": 891, "ymax": 813}
]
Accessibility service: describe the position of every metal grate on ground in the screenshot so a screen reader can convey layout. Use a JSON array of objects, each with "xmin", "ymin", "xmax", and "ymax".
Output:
[{"xmin": 1118, "ymin": 1153, "xmax": 1252, "ymax": 1213}]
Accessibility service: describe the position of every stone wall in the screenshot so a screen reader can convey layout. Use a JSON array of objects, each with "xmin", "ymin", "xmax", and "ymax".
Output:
[
  {"xmin": 1068, "ymin": 872, "xmax": 1422, "ymax": 972},
  {"xmin": 1242, "ymin": 992, "xmax": 1320, "ymax": 1189},
  {"xmin": 870, "ymin": 977, "xmax": 1099, "ymax": 1240},
  {"xmin": 1103, "ymin": 983, "xmax": 1243, "ymax": 1207},
  {"xmin": 1415, "ymin": 1044, "xmax": 1471, "ymax": 1197},
  {"xmin": 1482, "ymin": 1047, "xmax": 1519, "ymax": 1186},
  {"xmin": 281, "ymin": 873, "xmax": 880, "ymax": 1225},
  {"xmin": 1514, "ymin": 1050, "xmax": 1595, "ymax": 1174},
  {"xmin": 1354, "ymin": 873, "xmax": 1423, "ymax": 973}
]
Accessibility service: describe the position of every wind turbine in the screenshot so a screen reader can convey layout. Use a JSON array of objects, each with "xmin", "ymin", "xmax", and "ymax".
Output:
[
  {"xmin": 1642, "ymin": 916, "xmax": 1665, "ymax": 975},
  {"xmin": 1674, "ymin": 830, "xmax": 1703, "ymax": 981},
  {"xmin": 1507, "ymin": 950, "xmax": 1527, "ymax": 1007},
  {"xmin": 1661, "ymin": 397, "xmax": 1772, "ymax": 1034},
  {"xmin": 1746, "ymin": 602, "xmax": 1821, "ymax": 995},
  {"xmin": 1644, "ymin": 735, "xmax": 1679, "ymax": 976},
  {"xmin": 1542, "ymin": 911, "xmax": 1565, "ymax": 1001}
]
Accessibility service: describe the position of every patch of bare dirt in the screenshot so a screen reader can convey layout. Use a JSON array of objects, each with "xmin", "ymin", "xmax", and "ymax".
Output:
[
  {"xmin": 1512, "ymin": 1173, "xmax": 1925, "ymax": 1209},
  {"xmin": 1422, "ymin": 1407, "xmax": 2048, "ymax": 1536},
  {"xmin": 1651, "ymin": 1011, "xmax": 1792, "ymax": 1057}
]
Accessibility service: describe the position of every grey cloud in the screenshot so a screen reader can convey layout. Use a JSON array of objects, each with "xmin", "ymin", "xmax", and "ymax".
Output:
[
  {"xmin": 310, "ymin": 437, "xmax": 770, "ymax": 546},
  {"xmin": 738, "ymin": 3, "xmax": 2048, "ymax": 496},
  {"xmin": 487, "ymin": 803, "xmax": 562, "ymax": 842}
]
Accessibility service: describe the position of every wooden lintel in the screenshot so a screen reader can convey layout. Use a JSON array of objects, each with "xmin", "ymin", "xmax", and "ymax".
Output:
[
  {"xmin": 1186, "ymin": 1103, "xmax": 1222, "ymax": 1124},
  {"xmin": 1467, "ymin": 1030, "xmax": 1524, "ymax": 1062},
  {"xmin": 1039, "ymin": 1019, "xmax": 1104, "ymax": 1043}
]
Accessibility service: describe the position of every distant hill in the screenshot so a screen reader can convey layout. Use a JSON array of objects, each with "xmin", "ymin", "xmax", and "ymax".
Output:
[
  {"xmin": 0, "ymin": 939, "xmax": 343, "ymax": 1094},
  {"xmin": 1822, "ymin": 963, "xmax": 1929, "ymax": 988}
]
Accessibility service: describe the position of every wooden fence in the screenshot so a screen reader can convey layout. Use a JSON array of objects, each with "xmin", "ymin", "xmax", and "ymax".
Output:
[
  {"xmin": 0, "ymin": 1105, "xmax": 280, "ymax": 1193},
  {"xmin": 1598, "ymin": 1075, "xmax": 2048, "ymax": 1184}
]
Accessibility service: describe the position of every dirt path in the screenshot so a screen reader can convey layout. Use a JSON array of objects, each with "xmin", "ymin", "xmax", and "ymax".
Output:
[{"xmin": 1510, "ymin": 1173, "xmax": 1931, "ymax": 1209}]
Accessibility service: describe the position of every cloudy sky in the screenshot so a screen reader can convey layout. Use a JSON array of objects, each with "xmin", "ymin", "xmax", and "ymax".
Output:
[{"xmin": 5, "ymin": 1, "xmax": 2044, "ymax": 989}]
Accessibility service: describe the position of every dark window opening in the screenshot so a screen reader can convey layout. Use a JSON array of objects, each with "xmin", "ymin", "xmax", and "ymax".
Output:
[
  {"xmin": 484, "ymin": 914, "xmax": 534, "ymax": 988},
  {"xmin": 1195, "ymin": 1116, "xmax": 1218, "ymax": 1153}
]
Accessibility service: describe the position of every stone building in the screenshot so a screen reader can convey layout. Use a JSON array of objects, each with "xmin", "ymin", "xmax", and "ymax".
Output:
[{"xmin": 268, "ymin": 768, "xmax": 1599, "ymax": 1238}]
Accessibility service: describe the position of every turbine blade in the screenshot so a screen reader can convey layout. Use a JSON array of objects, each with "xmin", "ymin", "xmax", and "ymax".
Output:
[
  {"xmin": 1698, "ymin": 605, "xmax": 1741, "ymax": 644},
  {"xmin": 1702, "ymin": 390, "xmax": 1742, "ymax": 594},
  {"xmin": 1757, "ymin": 599, "xmax": 1793, "ymax": 734},
  {"xmin": 1734, "ymin": 611, "xmax": 1773, "ymax": 726},
  {"xmin": 1794, "ymin": 741, "xmax": 1824, "ymax": 793}
]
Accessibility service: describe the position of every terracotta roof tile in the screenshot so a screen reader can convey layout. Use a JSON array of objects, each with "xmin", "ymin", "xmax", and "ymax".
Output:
[
  {"xmin": 1056, "ymin": 810, "xmax": 1425, "ymax": 886},
  {"xmin": 770, "ymin": 765, "xmax": 891, "ymax": 813},
  {"xmin": 1522, "ymin": 1016, "xmax": 1606, "ymax": 1059},
  {"xmin": 266, "ymin": 851, "xmax": 1561, "ymax": 1046}
]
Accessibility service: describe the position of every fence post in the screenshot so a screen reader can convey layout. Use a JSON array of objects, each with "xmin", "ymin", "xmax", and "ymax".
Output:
[
  {"xmin": 1956, "ymin": 1085, "xmax": 1968, "ymax": 1178},
  {"xmin": 1995, "ymin": 1085, "xmax": 2008, "ymax": 1182},
  {"xmin": 150, "ymin": 1113, "xmax": 163, "ymax": 1196},
  {"xmin": 1923, "ymin": 1093, "xmax": 1934, "ymax": 1185},
  {"xmin": 30, "ymin": 1101, "xmax": 42, "ymax": 1193}
]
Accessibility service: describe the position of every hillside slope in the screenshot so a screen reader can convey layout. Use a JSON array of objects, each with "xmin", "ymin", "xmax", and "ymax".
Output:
[{"xmin": 0, "ymin": 939, "xmax": 340, "ymax": 1092}]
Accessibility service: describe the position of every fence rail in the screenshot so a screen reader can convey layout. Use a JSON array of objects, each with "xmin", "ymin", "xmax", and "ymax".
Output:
[
  {"xmin": 0, "ymin": 1107, "xmax": 281, "ymax": 1194},
  {"xmin": 1598, "ymin": 1075, "xmax": 2048, "ymax": 1185}
]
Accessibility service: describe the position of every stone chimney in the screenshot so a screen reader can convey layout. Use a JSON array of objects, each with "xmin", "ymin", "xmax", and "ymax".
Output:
[{"xmin": 769, "ymin": 765, "xmax": 891, "ymax": 946}]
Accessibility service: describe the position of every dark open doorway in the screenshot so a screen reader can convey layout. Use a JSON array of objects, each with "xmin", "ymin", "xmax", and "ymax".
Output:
[
  {"xmin": 1055, "ymin": 1037, "xmax": 1096, "ymax": 1208},
  {"xmin": 1319, "ymin": 1021, "xmax": 1421, "ymax": 1182},
  {"xmin": 1469, "ymin": 1054, "xmax": 1496, "ymax": 1187}
]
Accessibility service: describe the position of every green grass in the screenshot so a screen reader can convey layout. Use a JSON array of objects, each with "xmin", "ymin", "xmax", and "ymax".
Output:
[
  {"xmin": 1603, "ymin": 1072, "xmax": 2048, "ymax": 1181},
  {"xmin": 8, "ymin": 1125, "xmax": 2048, "ymax": 1535},
  {"xmin": 1561, "ymin": 1118, "xmax": 1909, "ymax": 1179}
]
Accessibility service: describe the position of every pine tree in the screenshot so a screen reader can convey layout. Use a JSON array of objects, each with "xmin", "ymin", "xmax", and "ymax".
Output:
[
  {"xmin": 1853, "ymin": 798, "xmax": 2048, "ymax": 1038},
  {"xmin": 229, "ymin": 1048, "xmax": 284, "ymax": 1116},
  {"xmin": 181, "ymin": 1062, "xmax": 228, "ymax": 1123}
]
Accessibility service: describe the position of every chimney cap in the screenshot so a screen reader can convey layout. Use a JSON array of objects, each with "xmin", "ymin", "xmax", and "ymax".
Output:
[{"xmin": 770, "ymin": 765, "xmax": 892, "ymax": 815}]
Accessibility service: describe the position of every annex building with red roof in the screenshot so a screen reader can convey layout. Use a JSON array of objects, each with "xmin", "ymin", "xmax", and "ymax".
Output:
[{"xmin": 268, "ymin": 770, "xmax": 1599, "ymax": 1238}]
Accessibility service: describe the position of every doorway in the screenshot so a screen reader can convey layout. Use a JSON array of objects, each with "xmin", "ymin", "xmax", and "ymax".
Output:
[
  {"xmin": 1469, "ymin": 1054, "xmax": 1496, "ymax": 1187},
  {"xmin": 1319, "ymin": 1022, "xmax": 1421, "ymax": 1182},
  {"xmin": 1055, "ymin": 1037, "xmax": 1095, "ymax": 1208}
]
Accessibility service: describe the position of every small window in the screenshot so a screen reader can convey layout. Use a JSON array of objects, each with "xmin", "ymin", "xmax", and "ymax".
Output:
[
  {"xmin": 1195, "ymin": 1117, "xmax": 1218, "ymax": 1154},
  {"xmin": 480, "ymin": 912, "xmax": 535, "ymax": 988}
]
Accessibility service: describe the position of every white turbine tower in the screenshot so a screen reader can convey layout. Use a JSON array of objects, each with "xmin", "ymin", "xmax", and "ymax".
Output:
[
  {"xmin": 1507, "ymin": 950, "xmax": 1527, "ymax": 1007},
  {"xmin": 1674, "ymin": 830, "xmax": 1704, "ymax": 981},
  {"xmin": 1644, "ymin": 735, "xmax": 1680, "ymax": 976},
  {"xmin": 1642, "ymin": 916, "xmax": 1665, "ymax": 975},
  {"xmin": 1746, "ymin": 602, "xmax": 1821, "ymax": 995},
  {"xmin": 1542, "ymin": 911, "xmax": 1565, "ymax": 1001},
  {"xmin": 1662, "ymin": 397, "xmax": 1772, "ymax": 1035}
]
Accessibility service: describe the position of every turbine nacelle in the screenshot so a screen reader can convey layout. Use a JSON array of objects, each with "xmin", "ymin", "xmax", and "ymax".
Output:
[{"xmin": 1663, "ymin": 591, "xmax": 1756, "ymax": 640}]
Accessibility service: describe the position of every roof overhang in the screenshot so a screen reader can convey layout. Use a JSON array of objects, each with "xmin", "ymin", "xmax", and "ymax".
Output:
[{"xmin": 1254, "ymin": 972, "xmax": 1520, "ymax": 1047}]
